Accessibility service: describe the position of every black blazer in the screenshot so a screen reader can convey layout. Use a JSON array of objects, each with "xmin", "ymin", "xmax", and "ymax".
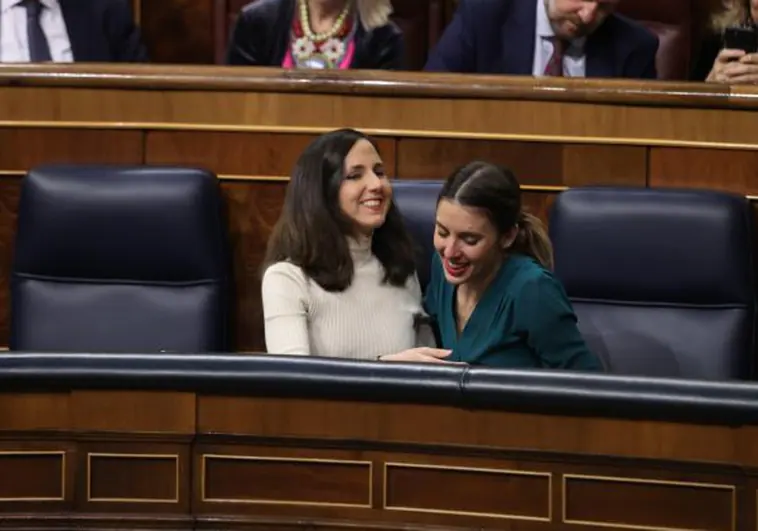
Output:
[
  {"xmin": 226, "ymin": 0, "xmax": 404, "ymax": 69},
  {"xmin": 48, "ymin": 0, "xmax": 147, "ymax": 62}
]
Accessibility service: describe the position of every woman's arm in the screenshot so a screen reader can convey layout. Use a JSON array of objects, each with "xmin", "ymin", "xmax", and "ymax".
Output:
[
  {"xmin": 261, "ymin": 263, "xmax": 311, "ymax": 355},
  {"xmin": 515, "ymin": 273, "xmax": 603, "ymax": 371}
]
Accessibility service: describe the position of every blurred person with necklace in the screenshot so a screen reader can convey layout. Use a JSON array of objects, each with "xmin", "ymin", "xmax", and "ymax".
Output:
[{"xmin": 227, "ymin": 0, "xmax": 403, "ymax": 70}]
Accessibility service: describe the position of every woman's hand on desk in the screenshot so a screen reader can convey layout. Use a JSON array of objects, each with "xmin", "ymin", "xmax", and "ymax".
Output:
[
  {"xmin": 379, "ymin": 347, "xmax": 464, "ymax": 364},
  {"xmin": 707, "ymin": 49, "xmax": 758, "ymax": 84}
]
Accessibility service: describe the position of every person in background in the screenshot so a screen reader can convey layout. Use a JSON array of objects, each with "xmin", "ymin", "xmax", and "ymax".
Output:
[
  {"xmin": 425, "ymin": 0, "xmax": 658, "ymax": 79},
  {"xmin": 261, "ymin": 128, "xmax": 450, "ymax": 362},
  {"xmin": 693, "ymin": 0, "xmax": 758, "ymax": 83},
  {"xmin": 381, "ymin": 161, "xmax": 601, "ymax": 370},
  {"xmin": 227, "ymin": 0, "xmax": 403, "ymax": 70},
  {"xmin": 0, "ymin": 0, "xmax": 148, "ymax": 63}
]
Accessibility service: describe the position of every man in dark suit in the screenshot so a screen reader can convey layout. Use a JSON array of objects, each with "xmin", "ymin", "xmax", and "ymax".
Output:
[
  {"xmin": 425, "ymin": 0, "xmax": 658, "ymax": 79},
  {"xmin": 1, "ymin": 0, "xmax": 148, "ymax": 63}
]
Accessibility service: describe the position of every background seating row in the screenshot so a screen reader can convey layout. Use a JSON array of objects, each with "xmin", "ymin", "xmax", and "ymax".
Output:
[{"xmin": 137, "ymin": 0, "xmax": 717, "ymax": 79}]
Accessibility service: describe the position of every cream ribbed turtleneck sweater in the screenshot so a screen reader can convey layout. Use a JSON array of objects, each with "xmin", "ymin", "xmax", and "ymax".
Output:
[{"xmin": 261, "ymin": 237, "xmax": 429, "ymax": 359}]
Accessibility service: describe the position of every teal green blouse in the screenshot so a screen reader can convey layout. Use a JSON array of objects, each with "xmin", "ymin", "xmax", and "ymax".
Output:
[{"xmin": 423, "ymin": 253, "xmax": 602, "ymax": 370}]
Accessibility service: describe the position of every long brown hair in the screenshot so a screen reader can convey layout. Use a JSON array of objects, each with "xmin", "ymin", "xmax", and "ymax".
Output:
[
  {"xmin": 262, "ymin": 128, "xmax": 416, "ymax": 291},
  {"xmin": 438, "ymin": 161, "xmax": 554, "ymax": 269}
]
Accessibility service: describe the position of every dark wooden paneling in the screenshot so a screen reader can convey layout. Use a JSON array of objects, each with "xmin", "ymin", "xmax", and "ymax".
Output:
[
  {"xmin": 145, "ymin": 131, "xmax": 397, "ymax": 177},
  {"xmin": 564, "ymin": 474, "xmax": 735, "ymax": 530},
  {"xmin": 141, "ymin": 0, "xmax": 215, "ymax": 63},
  {"xmin": 649, "ymin": 147, "xmax": 758, "ymax": 194},
  {"xmin": 0, "ymin": 129, "xmax": 143, "ymax": 169},
  {"xmin": 397, "ymin": 139, "xmax": 565, "ymax": 183},
  {"xmin": 0, "ymin": 453, "xmax": 65, "ymax": 499},
  {"xmin": 70, "ymin": 391, "xmax": 195, "ymax": 433},
  {"xmin": 0, "ymin": 178, "xmax": 22, "ymax": 350},
  {"xmin": 0, "ymin": 393, "xmax": 69, "ymax": 431},
  {"xmin": 221, "ymin": 181, "xmax": 286, "ymax": 352},
  {"xmin": 202, "ymin": 454, "xmax": 371, "ymax": 506},
  {"xmin": 88, "ymin": 454, "xmax": 178, "ymax": 503},
  {"xmin": 522, "ymin": 192, "xmax": 556, "ymax": 224},
  {"xmin": 76, "ymin": 442, "xmax": 191, "ymax": 515},
  {"xmin": 385, "ymin": 463, "xmax": 550, "ymax": 520},
  {"xmin": 397, "ymin": 139, "xmax": 647, "ymax": 186}
]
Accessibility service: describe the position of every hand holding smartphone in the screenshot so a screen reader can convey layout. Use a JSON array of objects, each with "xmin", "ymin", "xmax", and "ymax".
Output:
[{"xmin": 724, "ymin": 25, "xmax": 758, "ymax": 53}]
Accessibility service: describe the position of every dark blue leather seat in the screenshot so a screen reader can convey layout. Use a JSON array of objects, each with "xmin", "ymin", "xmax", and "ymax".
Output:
[
  {"xmin": 392, "ymin": 180, "xmax": 443, "ymax": 290},
  {"xmin": 550, "ymin": 187, "xmax": 756, "ymax": 380},
  {"xmin": 10, "ymin": 165, "xmax": 232, "ymax": 353}
]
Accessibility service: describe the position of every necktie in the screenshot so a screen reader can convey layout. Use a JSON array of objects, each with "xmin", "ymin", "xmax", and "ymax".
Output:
[
  {"xmin": 544, "ymin": 38, "xmax": 566, "ymax": 76},
  {"xmin": 24, "ymin": 0, "xmax": 52, "ymax": 62}
]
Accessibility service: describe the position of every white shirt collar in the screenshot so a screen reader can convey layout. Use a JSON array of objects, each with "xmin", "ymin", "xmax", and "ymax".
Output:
[
  {"xmin": 2, "ymin": 0, "xmax": 58, "ymax": 14},
  {"xmin": 536, "ymin": 0, "xmax": 586, "ymax": 51}
]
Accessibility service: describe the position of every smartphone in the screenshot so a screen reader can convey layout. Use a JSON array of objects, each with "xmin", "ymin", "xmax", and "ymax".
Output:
[{"xmin": 724, "ymin": 26, "xmax": 758, "ymax": 53}]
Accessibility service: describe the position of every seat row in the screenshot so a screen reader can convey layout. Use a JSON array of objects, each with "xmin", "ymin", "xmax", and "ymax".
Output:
[{"xmin": 10, "ymin": 165, "xmax": 756, "ymax": 381}]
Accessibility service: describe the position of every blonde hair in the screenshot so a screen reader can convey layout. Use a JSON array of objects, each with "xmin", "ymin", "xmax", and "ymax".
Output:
[
  {"xmin": 513, "ymin": 211, "xmax": 554, "ymax": 270},
  {"xmin": 356, "ymin": 0, "xmax": 393, "ymax": 30},
  {"xmin": 711, "ymin": 0, "xmax": 750, "ymax": 32}
]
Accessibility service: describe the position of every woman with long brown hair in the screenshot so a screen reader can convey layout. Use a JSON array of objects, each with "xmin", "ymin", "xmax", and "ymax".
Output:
[{"xmin": 261, "ymin": 129, "xmax": 450, "ymax": 362}]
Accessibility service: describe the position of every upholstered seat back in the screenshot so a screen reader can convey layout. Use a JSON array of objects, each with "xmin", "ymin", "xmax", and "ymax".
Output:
[
  {"xmin": 550, "ymin": 187, "xmax": 755, "ymax": 380},
  {"xmin": 11, "ymin": 165, "xmax": 232, "ymax": 353},
  {"xmin": 391, "ymin": 180, "xmax": 443, "ymax": 290},
  {"xmin": 617, "ymin": 0, "xmax": 693, "ymax": 79}
]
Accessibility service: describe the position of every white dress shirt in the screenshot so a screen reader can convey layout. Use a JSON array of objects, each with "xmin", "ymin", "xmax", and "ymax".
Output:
[
  {"xmin": 1, "ymin": 0, "xmax": 73, "ymax": 62},
  {"xmin": 532, "ymin": 0, "xmax": 586, "ymax": 77}
]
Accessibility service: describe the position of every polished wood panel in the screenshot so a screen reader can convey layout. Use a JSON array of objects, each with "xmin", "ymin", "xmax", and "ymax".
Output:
[
  {"xmin": 0, "ymin": 129, "xmax": 143, "ymax": 169},
  {"xmin": 384, "ymin": 463, "xmax": 551, "ymax": 520},
  {"xmin": 71, "ymin": 391, "xmax": 195, "ymax": 433},
  {"xmin": 397, "ymin": 140, "xmax": 647, "ymax": 186},
  {"xmin": 0, "ymin": 389, "xmax": 756, "ymax": 530},
  {"xmin": 221, "ymin": 181, "xmax": 286, "ymax": 350},
  {"xmin": 145, "ymin": 131, "xmax": 397, "ymax": 177},
  {"xmin": 87, "ymin": 453, "xmax": 179, "ymax": 503},
  {"xmin": 563, "ymin": 474, "xmax": 735, "ymax": 530},
  {"xmin": 202, "ymin": 453, "xmax": 371, "ymax": 506},
  {"xmin": 0, "ymin": 452, "xmax": 65, "ymax": 500},
  {"xmin": 650, "ymin": 147, "xmax": 758, "ymax": 195}
]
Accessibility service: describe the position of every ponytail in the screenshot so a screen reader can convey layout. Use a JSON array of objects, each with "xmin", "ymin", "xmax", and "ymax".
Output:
[{"xmin": 512, "ymin": 210, "xmax": 554, "ymax": 270}]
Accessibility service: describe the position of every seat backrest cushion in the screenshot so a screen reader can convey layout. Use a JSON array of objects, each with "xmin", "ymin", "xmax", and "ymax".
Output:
[
  {"xmin": 391, "ymin": 180, "xmax": 443, "ymax": 290},
  {"xmin": 550, "ymin": 187, "xmax": 755, "ymax": 380},
  {"xmin": 11, "ymin": 165, "xmax": 231, "ymax": 353}
]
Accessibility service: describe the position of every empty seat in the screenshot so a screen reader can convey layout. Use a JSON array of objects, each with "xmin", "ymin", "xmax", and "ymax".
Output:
[
  {"xmin": 11, "ymin": 165, "xmax": 232, "ymax": 352},
  {"xmin": 550, "ymin": 187, "xmax": 755, "ymax": 379}
]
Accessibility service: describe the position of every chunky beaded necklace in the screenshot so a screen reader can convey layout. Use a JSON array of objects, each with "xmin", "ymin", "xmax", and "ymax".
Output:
[{"xmin": 291, "ymin": 0, "xmax": 354, "ymax": 69}]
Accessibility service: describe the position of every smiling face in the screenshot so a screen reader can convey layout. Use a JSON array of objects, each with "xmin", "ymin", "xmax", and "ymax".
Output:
[
  {"xmin": 546, "ymin": 0, "xmax": 618, "ymax": 40},
  {"xmin": 337, "ymin": 139, "xmax": 392, "ymax": 237},
  {"xmin": 434, "ymin": 198, "xmax": 517, "ymax": 287}
]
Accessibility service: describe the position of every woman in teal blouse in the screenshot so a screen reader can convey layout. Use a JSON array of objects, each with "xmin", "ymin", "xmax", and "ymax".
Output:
[{"xmin": 382, "ymin": 161, "xmax": 602, "ymax": 370}]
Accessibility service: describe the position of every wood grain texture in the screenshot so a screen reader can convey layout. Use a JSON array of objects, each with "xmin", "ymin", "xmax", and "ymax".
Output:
[
  {"xmin": 650, "ymin": 147, "xmax": 758, "ymax": 194},
  {"xmin": 397, "ymin": 140, "xmax": 646, "ymax": 186},
  {"xmin": 0, "ymin": 389, "xmax": 754, "ymax": 530},
  {"xmin": 221, "ymin": 181, "xmax": 286, "ymax": 351},
  {"xmin": 0, "ymin": 129, "xmax": 143, "ymax": 169},
  {"xmin": 145, "ymin": 132, "xmax": 397, "ymax": 177}
]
